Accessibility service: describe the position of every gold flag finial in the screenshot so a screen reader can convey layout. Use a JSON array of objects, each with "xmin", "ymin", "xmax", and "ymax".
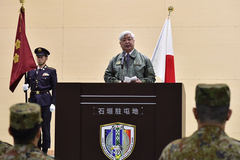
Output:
[
  {"xmin": 19, "ymin": 0, "xmax": 25, "ymax": 12},
  {"xmin": 168, "ymin": 6, "xmax": 174, "ymax": 16}
]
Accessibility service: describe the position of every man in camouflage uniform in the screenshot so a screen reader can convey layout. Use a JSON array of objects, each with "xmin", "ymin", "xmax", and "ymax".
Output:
[
  {"xmin": 0, "ymin": 103, "xmax": 54, "ymax": 159},
  {"xmin": 159, "ymin": 84, "xmax": 240, "ymax": 160},
  {"xmin": 104, "ymin": 31, "xmax": 155, "ymax": 83},
  {"xmin": 0, "ymin": 141, "xmax": 12, "ymax": 156}
]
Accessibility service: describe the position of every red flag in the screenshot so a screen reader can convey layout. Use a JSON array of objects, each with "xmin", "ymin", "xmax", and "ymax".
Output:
[
  {"xmin": 151, "ymin": 17, "xmax": 175, "ymax": 83},
  {"xmin": 9, "ymin": 7, "xmax": 36, "ymax": 92}
]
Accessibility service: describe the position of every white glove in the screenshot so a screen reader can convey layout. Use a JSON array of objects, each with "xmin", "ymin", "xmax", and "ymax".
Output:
[
  {"xmin": 23, "ymin": 84, "xmax": 29, "ymax": 92},
  {"xmin": 50, "ymin": 104, "xmax": 55, "ymax": 112}
]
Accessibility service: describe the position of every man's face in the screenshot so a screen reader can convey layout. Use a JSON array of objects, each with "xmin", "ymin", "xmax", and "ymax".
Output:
[
  {"xmin": 36, "ymin": 55, "xmax": 48, "ymax": 66},
  {"xmin": 120, "ymin": 34, "xmax": 135, "ymax": 53}
]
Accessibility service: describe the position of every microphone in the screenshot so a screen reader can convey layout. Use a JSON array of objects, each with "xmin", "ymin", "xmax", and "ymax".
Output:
[
  {"xmin": 120, "ymin": 53, "xmax": 126, "ymax": 82},
  {"xmin": 121, "ymin": 53, "xmax": 125, "ymax": 69}
]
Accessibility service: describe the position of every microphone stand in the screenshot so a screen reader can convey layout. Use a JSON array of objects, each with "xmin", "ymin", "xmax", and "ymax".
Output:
[{"xmin": 120, "ymin": 53, "xmax": 125, "ymax": 83}]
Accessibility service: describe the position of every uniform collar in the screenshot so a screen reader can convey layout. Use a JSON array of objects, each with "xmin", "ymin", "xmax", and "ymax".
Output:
[
  {"xmin": 37, "ymin": 65, "xmax": 47, "ymax": 70},
  {"xmin": 128, "ymin": 49, "xmax": 135, "ymax": 55},
  {"xmin": 14, "ymin": 143, "xmax": 37, "ymax": 151},
  {"xmin": 129, "ymin": 49, "xmax": 137, "ymax": 58},
  {"xmin": 194, "ymin": 125, "xmax": 226, "ymax": 141},
  {"xmin": 120, "ymin": 49, "xmax": 137, "ymax": 59}
]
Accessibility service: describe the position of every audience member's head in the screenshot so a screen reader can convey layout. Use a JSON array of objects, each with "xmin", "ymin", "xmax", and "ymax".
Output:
[
  {"xmin": 9, "ymin": 103, "xmax": 42, "ymax": 145},
  {"xmin": 194, "ymin": 84, "xmax": 231, "ymax": 126}
]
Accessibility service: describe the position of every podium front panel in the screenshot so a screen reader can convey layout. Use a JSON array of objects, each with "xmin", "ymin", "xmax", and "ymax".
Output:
[{"xmin": 55, "ymin": 83, "xmax": 183, "ymax": 160}]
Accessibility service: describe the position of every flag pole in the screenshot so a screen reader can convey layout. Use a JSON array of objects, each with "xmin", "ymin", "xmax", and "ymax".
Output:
[
  {"xmin": 24, "ymin": 74, "xmax": 28, "ymax": 103},
  {"xmin": 20, "ymin": 0, "xmax": 28, "ymax": 103}
]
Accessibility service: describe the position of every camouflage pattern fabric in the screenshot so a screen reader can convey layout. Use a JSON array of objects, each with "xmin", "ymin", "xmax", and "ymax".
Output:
[
  {"xmin": 195, "ymin": 84, "xmax": 230, "ymax": 108},
  {"xmin": 0, "ymin": 144, "xmax": 54, "ymax": 160},
  {"xmin": 159, "ymin": 126, "xmax": 240, "ymax": 160},
  {"xmin": 10, "ymin": 103, "xmax": 42, "ymax": 130},
  {"xmin": 0, "ymin": 141, "xmax": 12, "ymax": 157}
]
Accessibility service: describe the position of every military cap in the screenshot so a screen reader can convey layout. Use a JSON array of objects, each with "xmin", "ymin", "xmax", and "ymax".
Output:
[
  {"xmin": 10, "ymin": 103, "xmax": 43, "ymax": 130},
  {"xmin": 195, "ymin": 84, "xmax": 230, "ymax": 108},
  {"xmin": 34, "ymin": 47, "xmax": 50, "ymax": 57}
]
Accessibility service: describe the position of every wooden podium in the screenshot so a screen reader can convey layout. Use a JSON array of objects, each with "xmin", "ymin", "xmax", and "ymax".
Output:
[{"xmin": 55, "ymin": 83, "xmax": 185, "ymax": 160}]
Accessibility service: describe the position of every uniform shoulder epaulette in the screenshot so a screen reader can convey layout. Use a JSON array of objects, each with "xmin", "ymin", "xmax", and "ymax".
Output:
[
  {"xmin": 28, "ymin": 69, "xmax": 36, "ymax": 74},
  {"xmin": 47, "ymin": 67, "xmax": 56, "ymax": 71}
]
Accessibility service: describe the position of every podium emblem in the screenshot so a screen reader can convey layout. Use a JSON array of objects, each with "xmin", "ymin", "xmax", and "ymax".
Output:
[{"xmin": 100, "ymin": 122, "xmax": 136, "ymax": 160}]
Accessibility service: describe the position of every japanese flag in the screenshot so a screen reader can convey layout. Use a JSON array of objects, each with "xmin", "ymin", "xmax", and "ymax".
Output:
[{"xmin": 151, "ymin": 18, "xmax": 175, "ymax": 83}]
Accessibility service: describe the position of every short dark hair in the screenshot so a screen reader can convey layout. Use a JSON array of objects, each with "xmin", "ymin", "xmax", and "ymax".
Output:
[
  {"xmin": 9, "ymin": 124, "xmax": 41, "ymax": 144},
  {"xmin": 196, "ymin": 105, "xmax": 229, "ymax": 123}
]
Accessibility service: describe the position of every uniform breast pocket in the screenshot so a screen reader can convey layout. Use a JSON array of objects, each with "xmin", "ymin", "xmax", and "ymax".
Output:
[
  {"xmin": 41, "ymin": 76, "xmax": 51, "ymax": 85},
  {"xmin": 113, "ymin": 64, "xmax": 122, "ymax": 75},
  {"xmin": 42, "ymin": 75, "xmax": 50, "ymax": 80},
  {"xmin": 114, "ymin": 63, "xmax": 122, "ymax": 70},
  {"xmin": 134, "ymin": 64, "xmax": 145, "ymax": 78}
]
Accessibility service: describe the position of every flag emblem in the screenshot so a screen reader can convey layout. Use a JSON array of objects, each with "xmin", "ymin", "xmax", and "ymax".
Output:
[
  {"xmin": 100, "ymin": 122, "xmax": 136, "ymax": 160},
  {"xmin": 13, "ymin": 53, "xmax": 19, "ymax": 63},
  {"xmin": 15, "ymin": 39, "xmax": 21, "ymax": 50}
]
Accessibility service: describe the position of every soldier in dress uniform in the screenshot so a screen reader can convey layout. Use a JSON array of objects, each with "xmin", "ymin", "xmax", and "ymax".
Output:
[
  {"xmin": 23, "ymin": 47, "xmax": 57, "ymax": 154},
  {"xmin": 0, "ymin": 103, "xmax": 54, "ymax": 159},
  {"xmin": 159, "ymin": 84, "xmax": 240, "ymax": 160}
]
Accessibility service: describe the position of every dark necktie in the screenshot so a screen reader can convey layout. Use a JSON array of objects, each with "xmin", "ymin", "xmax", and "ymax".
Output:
[
  {"xmin": 126, "ymin": 53, "xmax": 130, "ymax": 69},
  {"xmin": 37, "ymin": 68, "xmax": 42, "ymax": 75}
]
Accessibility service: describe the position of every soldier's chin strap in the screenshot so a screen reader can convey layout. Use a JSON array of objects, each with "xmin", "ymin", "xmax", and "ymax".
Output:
[{"xmin": 37, "ymin": 63, "xmax": 47, "ymax": 69}]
